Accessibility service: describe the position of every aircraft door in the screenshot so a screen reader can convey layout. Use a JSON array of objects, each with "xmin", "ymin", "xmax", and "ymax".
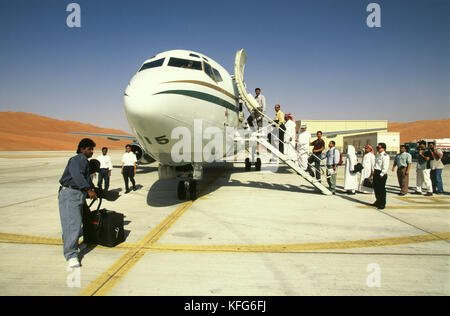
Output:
[{"xmin": 234, "ymin": 49, "xmax": 260, "ymax": 113}]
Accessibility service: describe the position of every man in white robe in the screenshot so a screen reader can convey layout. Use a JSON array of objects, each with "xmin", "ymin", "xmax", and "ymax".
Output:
[
  {"xmin": 284, "ymin": 113, "xmax": 297, "ymax": 162},
  {"xmin": 344, "ymin": 145, "xmax": 359, "ymax": 194},
  {"xmin": 296, "ymin": 124, "xmax": 311, "ymax": 170},
  {"xmin": 358, "ymin": 145, "xmax": 375, "ymax": 193}
]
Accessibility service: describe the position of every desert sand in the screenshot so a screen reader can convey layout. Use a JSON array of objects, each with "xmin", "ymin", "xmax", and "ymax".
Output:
[
  {"xmin": 1, "ymin": 112, "xmax": 449, "ymax": 151},
  {"xmin": 388, "ymin": 118, "xmax": 450, "ymax": 144},
  {"xmin": 0, "ymin": 112, "xmax": 132, "ymax": 151}
]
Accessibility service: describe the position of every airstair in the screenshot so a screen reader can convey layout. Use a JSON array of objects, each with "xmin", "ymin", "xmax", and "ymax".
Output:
[{"xmin": 234, "ymin": 49, "xmax": 332, "ymax": 196}]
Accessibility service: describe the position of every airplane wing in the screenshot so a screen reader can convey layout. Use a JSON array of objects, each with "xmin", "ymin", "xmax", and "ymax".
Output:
[{"xmin": 67, "ymin": 132, "xmax": 136, "ymax": 142}]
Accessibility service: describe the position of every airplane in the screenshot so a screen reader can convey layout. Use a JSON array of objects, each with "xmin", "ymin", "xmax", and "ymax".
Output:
[{"xmin": 71, "ymin": 49, "xmax": 385, "ymax": 200}]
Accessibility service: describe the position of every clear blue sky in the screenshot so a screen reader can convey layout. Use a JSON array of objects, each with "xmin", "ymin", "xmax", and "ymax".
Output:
[{"xmin": 1, "ymin": 0, "xmax": 449, "ymax": 133}]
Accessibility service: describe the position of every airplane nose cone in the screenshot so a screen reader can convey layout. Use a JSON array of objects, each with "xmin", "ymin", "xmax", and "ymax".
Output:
[
  {"xmin": 124, "ymin": 73, "xmax": 163, "ymax": 125},
  {"xmin": 123, "ymin": 74, "xmax": 177, "ymax": 159}
]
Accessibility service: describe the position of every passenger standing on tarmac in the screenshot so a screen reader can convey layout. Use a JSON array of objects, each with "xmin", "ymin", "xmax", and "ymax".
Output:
[
  {"xmin": 344, "ymin": 145, "xmax": 358, "ymax": 195},
  {"xmin": 58, "ymin": 138, "xmax": 97, "ymax": 268},
  {"xmin": 296, "ymin": 124, "xmax": 311, "ymax": 170},
  {"xmin": 247, "ymin": 88, "xmax": 266, "ymax": 129},
  {"xmin": 373, "ymin": 143, "xmax": 390, "ymax": 210},
  {"xmin": 284, "ymin": 113, "xmax": 297, "ymax": 162},
  {"xmin": 392, "ymin": 145, "xmax": 412, "ymax": 196},
  {"xmin": 358, "ymin": 145, "xmax": 375, "ymax": 194},
  {"xmin": 96, "ymin": 147, "xmax": 113, "ymax": 192},
  {"xmin": 324, "ymin": 141, "xmax": 340, "ymax": 195},
  {"xmin": 121, "ymin": 144, "xmax": 137, "ymax": 194},
  {"xmin": 429, "ymin": 142, "xmax": 444, "ymax": 194},
  {"xmin": 414, "ymin": 140, "xmax": 433, "ymax": 196}
]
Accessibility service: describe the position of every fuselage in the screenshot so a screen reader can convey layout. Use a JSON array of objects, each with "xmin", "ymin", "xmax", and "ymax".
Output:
[{"xmin": 124, "ymin": 50, "xmax": 241, "ymax": 166}]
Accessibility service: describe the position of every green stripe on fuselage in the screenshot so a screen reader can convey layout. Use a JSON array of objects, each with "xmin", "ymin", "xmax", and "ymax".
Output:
[{"xmin": 154, "ymin": 90, "xmax": 239, "ymax": 112}]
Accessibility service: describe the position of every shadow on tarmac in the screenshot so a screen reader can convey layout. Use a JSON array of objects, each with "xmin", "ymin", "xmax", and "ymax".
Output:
[{"xmin": 146, "ymin": 163, "xmax": 328, "ymax": 207}]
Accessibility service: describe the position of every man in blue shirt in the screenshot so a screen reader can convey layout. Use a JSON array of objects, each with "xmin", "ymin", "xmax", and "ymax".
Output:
[
  {"xmin": 59, "ymin": 138, "xmax": 97, "ymax": 268},
  {"xmin": 323, "ymin": 141, "xmax": 340, "ymax": 195}
]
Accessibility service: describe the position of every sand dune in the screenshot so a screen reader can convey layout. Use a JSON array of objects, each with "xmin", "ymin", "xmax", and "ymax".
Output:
[
  {"xmin": 0, "ymin": 112, "xmax": 132, "ymax": 151},
  {"xmin": 1, "ymin": 111, "xmax": 449, "ymax": 151},
  {"xmin": 388, "ymin": 118, "xmax": 450, "ymax": 144}
]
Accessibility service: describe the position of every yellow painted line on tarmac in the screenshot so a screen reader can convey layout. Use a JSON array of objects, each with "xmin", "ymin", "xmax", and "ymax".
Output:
[
  {"xmin": 0, "ymin": 232, "xmax": 137, "ymax": 250},
  {"xmin": 78, "ymin": 168, "xmax": 228, "ymax": 296},
  {"xmin": 147, "ymin": 231, "xmax": 450, "ymax": 253},
  {"xmin": 394, "ymin": 196, "xmax": 450, "ymax": 205},
  {"xmin": 0, "ymin": 233, "xmax": 62, "ymax": 246},
  {"xmin": 77, "ymin": 200, "xmax": 193, "ymax": 296}
]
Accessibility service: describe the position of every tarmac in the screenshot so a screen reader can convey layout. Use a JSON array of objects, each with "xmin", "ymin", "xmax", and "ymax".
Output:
[{"xmin": 0, "ymin": 150, "xmax": 448, "ymax": 296}]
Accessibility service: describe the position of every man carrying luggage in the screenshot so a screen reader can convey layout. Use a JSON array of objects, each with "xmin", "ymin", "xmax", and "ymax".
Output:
[{"xmin": 58, "ymin": 138, "xmax": 97, "ymax": 268}]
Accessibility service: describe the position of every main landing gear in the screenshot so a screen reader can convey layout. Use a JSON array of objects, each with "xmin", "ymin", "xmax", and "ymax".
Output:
[
  {"xmin": 177, "ymin": 179, "xmax": 198, "ymax": 201},
  {"xmin": 245, "ymin": 157, "xmax": 261, "ymax": 171}
]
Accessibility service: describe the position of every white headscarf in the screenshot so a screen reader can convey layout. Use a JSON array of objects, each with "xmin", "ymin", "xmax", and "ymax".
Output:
[
  {"xmin": 347, "ymin": 145, "xmax": 356, "ymax": 156},
  {"xmin": 347, "ymin": 145, "xmax": 357, "ymax": 169}
]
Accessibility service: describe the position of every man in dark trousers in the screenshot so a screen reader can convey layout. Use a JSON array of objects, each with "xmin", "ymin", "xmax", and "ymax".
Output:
[
  {"xmin": 121, "ymin": 144, "xmax": 137, "ymax": 193},
  {"xmin": 96, "ymin": 147, "xmax": 113, "ymax": 191},
  {"xmin": 309, "ymin": 131, "xmax": 325, "ymax": 180},
  {"xmin": 59, "ymin": 138, "xmax": 97, "ymax": 268},
  {"xmin": 373, "ymin": 143, "xmax": 390, "ymax": 210}
]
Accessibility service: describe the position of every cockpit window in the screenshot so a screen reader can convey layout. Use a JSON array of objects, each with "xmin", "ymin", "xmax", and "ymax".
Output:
[
  {"xmin": 189, "ymin": 53, "xmax": 200, "ymax": 58},
  {"xmin": 168, "ymin": 57, "xmax": 202, "ymax": 70},
  {"xmin": 203, "ymin": 62, "xmax": 215, "ymax": 81},
  {"xmin": 139, "ymin": 58, "xmax": 165, "ymax": 72},
  {"xmin": 212, "ymin": 68, "xmax": 223, "ymax": 82}
]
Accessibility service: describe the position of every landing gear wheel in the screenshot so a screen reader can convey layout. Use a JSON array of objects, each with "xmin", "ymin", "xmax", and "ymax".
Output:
[
  {"xmin": 245, "ymin": 158, "xmax": 251, "ymax": 171},
  {"xmin": 189, "ymin": 180, "xmax": 197, "ymax": 201},
  {"xmin": 177, "ymin": 181, "xmax": 186, "ymax": 200},
  {"xmin": 255, "ymin": 158, "xmax": 262, "ymax": 171}
]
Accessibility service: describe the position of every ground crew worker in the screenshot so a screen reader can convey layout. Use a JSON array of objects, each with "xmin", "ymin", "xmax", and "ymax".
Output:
[
  {"xmin": 58, "ymin": 138, "xmax": 97, "ymax": 268},
  {"xmin": 97, "ymin": 147, "xmax": 113, "ymax": 191},
  {"xmin": 121, "ymin": 144, "xmax": 137, "ymax": 193}
]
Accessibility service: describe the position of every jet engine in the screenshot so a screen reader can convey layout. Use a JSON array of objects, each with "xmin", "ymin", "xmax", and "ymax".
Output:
[{"xmin": 129, "ymin": 143, "xmax": 155, "ymax": 164}]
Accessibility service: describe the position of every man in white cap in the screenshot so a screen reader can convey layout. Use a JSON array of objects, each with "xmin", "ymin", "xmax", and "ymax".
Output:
[{"xmin": 296, "ymin": 124, "xmax": 311, "ymax": 170}]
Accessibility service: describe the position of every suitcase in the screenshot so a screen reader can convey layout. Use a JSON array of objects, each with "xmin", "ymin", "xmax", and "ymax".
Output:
[{"xmin": 83, "ymin": 198, "xmax": 125, "ymax": 247}]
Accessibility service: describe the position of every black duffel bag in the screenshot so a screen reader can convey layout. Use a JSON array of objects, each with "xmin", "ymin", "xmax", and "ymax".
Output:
[
  {"xmin": 83, "ymin": 195, "xmax": 125, "ymax": 247},
  {"xmin": 363, "ymin": 177, "xmax": 374, "ymax": 188}
]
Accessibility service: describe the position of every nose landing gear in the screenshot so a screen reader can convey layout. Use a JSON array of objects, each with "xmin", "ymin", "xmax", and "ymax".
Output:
[{"xmin": 177, "ymin": 179, "xmax": 197, "ymax": 201}]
